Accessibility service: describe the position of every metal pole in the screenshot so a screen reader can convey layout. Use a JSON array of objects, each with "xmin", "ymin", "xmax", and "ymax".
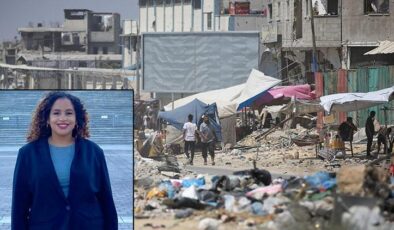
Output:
[
  {"xmin": 171, "ymin": 92, "xmax": 174, "ymax": 110},
  {"xmin": 309, "ymin": 0, "xmax": 318, "ymax": 72},
  {"xmin": 384, "ymin": 106, "xmax": 388, "ymax": 156},
  {"xmin": 136, "ymin": 28, "xmax": 141, "ymax": 99}
]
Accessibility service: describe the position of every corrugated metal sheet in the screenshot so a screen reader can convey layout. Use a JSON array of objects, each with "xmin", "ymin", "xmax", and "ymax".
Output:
[
  {"xmin": 324, "ymin": 71, "xmax": 337, "ymax": 96},
  {"xmin": 337, "ymin": 69, "xmax": 347, "ymax": 123},
  {"xmin": 315, "ymin": 72, "xmax": 324, "ymax": 130},
  {"xmin": 364, "ymin": 41, "xmax": 394, "ymax": 55},
  {"xmin": 347, "ymin": 70, "xmax": 358, "ymax": 126}
]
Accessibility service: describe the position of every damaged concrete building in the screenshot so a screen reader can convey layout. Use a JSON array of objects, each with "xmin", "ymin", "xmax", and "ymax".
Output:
[
  {"xmin": 17, "ymin": 9, "xmax": 122, "ymax": 68},
  {"xmin": 261, "ymin": 0, "xmax": 394, "ymax": 83},
  {"xmin": 0, "ymin": 9, "xmax": 134, "ymax": 90}
]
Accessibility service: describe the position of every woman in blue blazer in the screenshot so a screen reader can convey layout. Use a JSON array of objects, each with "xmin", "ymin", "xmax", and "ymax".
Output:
[{"xmin": 12, "ymin": 91, "xmax": 118, "ymax": 230}]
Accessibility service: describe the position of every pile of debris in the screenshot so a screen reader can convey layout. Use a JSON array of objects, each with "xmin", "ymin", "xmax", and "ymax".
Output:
[{"xmin": 134, "ymin": 163, "xmax": 394, "ymax": 229}]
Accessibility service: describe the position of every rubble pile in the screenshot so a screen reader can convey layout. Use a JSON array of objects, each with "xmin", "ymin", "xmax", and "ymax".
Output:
[
  {"xmin": 134, "ymin": 162, "xmax": 394, "ymax": 229},
  {"xmin": 134, "ymin": 126, "xmax": 394, "ymax": 229}
]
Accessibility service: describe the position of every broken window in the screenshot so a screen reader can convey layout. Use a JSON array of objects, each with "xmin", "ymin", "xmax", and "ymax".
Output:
[
  {"xmin": 157, "ymin": 0, "xmax": 164, "ymax": 5},
  {"xmin": 92, "ymin": 14, "xmax": 113, "ymax": 32},
  {"xmin": 72, "ymin": 33, "xmax": 80, "ymax": 45},
  {"xmin": 268, "ymin": 4, "xmax": 273, "ymax": 20},
  {"xmin": 194, "ymin": 0, "xmax": 202, "ymax": 9},
  {"xmin": 312, "ymin": 0, "xmax": 339, "ymax": 16},
  {"xmin": 62, "ymin": 33, "xmax": 71, "ymax": 43},
  {"xmin": 165, "ymin": 0, "xmax": 171, "ymax": 5},
  {"xmin": 365, "ymin": 0, "xmax": 389, "ymax": 14},
  {"xmin": 65, "ymin": 10, "xmax": 86, "ymax": 20}
]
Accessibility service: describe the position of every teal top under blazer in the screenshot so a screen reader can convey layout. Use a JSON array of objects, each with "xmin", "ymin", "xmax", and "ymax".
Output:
[{"xmin": 12, "ymin": 137, "xmax": 118, "ymax": 230}]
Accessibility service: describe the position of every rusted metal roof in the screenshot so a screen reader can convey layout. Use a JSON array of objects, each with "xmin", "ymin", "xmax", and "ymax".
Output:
[{"xmin": 364, "ymin": 40, "xmax": 394, "ymax": 55}]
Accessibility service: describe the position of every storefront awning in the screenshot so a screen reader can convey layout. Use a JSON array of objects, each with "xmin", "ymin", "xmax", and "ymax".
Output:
[{"xmin": 364, "ymin": 40, "xmax": 394, "ymax": 55}]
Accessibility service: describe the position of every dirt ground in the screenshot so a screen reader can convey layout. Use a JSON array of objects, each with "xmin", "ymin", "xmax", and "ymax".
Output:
[{"xmin": 134, "ymin": 128, "xmax": 392, "ymax": 230}]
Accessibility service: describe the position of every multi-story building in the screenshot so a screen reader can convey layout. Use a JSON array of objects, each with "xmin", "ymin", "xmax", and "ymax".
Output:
[
  {"xmin": 260, "ymin": 0, "xmax": 394, "ymax": 83},
  {"xmin": 0, "ymin": 41, "xmax": 21, "ymax": 65},
  {"xmin": 138, "ymin": 0, "xmax": 265, "ymax": 32},
  {"xmin": 16, "ymin": 9, "xmax": 122, "ymax": 69},
  {"xmin": 342, "ymin": 0, "xmax": 394, "ymax": 68},
  {"xmin": 121, "ymin": 20, "xmax": 139, "ymax": 69}
]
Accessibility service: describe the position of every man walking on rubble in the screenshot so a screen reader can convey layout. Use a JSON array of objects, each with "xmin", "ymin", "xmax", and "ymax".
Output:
[
  {"xmin": 183, "ymin": 114, "xmax": 197, "ymax": 165},
  {"xmin": 365, "ymin": 111, "xmax": 376, "ymax": 157},
  {"xmin": 200, "ymin": 115, "xmax": 217, "ymax": 165}
]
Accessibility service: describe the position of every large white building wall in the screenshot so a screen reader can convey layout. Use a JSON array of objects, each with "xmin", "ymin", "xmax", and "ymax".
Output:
[
  {"xmin": 174, "ymin": 4, "xmax": 183, "ymax": 31},
  {"xmin": 140, "ymin": 7, "xmax": 148, "ymax": 32},
  {"xmin": 184, "ymin": 4, "xmax": 193, "ymax": 32},
  {"xmin": 156, "ymin": 4, "xmax": 165, "ymax": 32},
  {"xmin": 164, "ymin": 4, "xmax": 173, "ymax": 31},
  {"xmin": 147, "ymin": 6, "xmax": 156, "ymax": 32},
  {"xmin": 194, "ymin": 9, "xmax": 203, "ymax": 31}
]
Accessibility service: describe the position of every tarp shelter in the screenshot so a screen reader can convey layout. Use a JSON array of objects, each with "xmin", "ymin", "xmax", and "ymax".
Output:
[
  {"xmin": 233, "ymin": 69, "xmax": 281, "ymax": 110},
  {"xmin": 320, "ymin": 86, "xmax": 394, "ymax": 113},
  {"xmin": 158, "ymin": 99, "xmax": 222, "ymax": 142},
  {"xmin": 254, "ymin": 84, "xmax": 316, "ymax": 107},
  {"xmin": 163, "ymin": 69, "xmax": 281, "ymax": 118}
]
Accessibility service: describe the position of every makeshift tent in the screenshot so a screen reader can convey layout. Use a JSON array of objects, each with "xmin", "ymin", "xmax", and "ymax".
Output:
[
  {"xmin": 255, "ymin": 84, "xmax": 316, "ymax": 107},
  {"xmin": 163, "ymin": 69, "xmax": 281, "ymax": 118},
  {"xmin": 158, "ymin": 99, "xmax": 222, "ymax": 142},
  {"xmin": 320, "ymin": 86, "xmax": 394, "ymax": 113},
  {"xmin": 233, "ymin": 69, "xmax": 281, "ymax": 110}
]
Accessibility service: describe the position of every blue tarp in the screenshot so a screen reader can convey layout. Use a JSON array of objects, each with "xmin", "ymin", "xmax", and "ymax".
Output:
[{"xmin": 158, "ymin": 99, "xmax": 222, "ymax": 142}]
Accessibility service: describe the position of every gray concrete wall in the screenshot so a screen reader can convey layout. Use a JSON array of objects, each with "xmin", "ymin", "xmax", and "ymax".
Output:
[
  {"xmin": 232, "ymin": 15, "xmax": 264, "ymax": 31},
  {"xmin": 281, "ymin": 0, "xmax": 341, "ymax": 48},
  {"xmin": 342, "ymin": 0, "xmax": 394, "ymax": 45},
  {"xmin": 64, "ymin": 18, "xmax": 88, "ymax": 32}
]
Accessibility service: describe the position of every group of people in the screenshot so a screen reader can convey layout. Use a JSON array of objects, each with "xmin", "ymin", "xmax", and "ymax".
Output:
[
  {"xmin": 182, "ymin": 114, "xmax": 217, "ymax": 166},
  {"xmin": 338, "ymin": 111, "xmax": 394, "ymax": 158}
]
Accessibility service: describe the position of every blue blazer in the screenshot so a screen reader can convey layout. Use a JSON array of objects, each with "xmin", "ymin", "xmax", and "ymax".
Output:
[{"xmin": 12, "ymin": 137, "xmax": 118, "ymax": 230}]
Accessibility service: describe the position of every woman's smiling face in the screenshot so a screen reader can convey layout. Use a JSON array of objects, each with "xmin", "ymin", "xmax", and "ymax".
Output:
[{"xmin": 48, "ymin": 98, "xmax": 76, "ymax": 139}]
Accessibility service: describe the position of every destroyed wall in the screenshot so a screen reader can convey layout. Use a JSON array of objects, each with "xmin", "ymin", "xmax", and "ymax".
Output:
[
  {"xmin": 281, "ymin": 0, "xmax": 341, "ymax": 48},
  {"xmin": 342, "ymin": 0, "xmax": 393, "ymax": 45}
]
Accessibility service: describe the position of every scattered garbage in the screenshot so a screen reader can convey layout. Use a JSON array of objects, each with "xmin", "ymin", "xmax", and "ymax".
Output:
[{"xmin": 135, "ymin": 126, "xmax": 394, "ymax": 229}]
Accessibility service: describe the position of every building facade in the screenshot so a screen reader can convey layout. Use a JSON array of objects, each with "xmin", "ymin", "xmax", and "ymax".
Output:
[
  {"xmin": 19, "ymin": 9, "xmax": 121, "ymax": 55},
  {"xmin": 16, "ymin": 9, "xmax": 122, "ymax": 69},
  {"xmin": 261, "ymin": 0, "xmax": 393, "ymax": 83}
]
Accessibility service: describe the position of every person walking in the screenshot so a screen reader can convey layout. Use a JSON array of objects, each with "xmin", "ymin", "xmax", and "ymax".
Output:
[
  {"xmin": 199, "ymin": 115, "xmax": 217, "ymax": 165},
  {"xmin": 183, "ymin": 114, "xmax": 197, "ymax": 165},
  {"xmin": 365, "ymin": 111, "xmax": 376, "ymax": 157}
]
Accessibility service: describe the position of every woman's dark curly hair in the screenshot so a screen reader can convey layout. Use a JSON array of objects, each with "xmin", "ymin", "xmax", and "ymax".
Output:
[{"xmin": 27, "ymin": 91, "xmax": 90, "ymax": 142}]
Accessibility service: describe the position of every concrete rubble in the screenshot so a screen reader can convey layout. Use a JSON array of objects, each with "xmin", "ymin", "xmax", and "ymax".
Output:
[{"xmin": 134, "ymin": 128, "xmax": 394, "ymax": 229}]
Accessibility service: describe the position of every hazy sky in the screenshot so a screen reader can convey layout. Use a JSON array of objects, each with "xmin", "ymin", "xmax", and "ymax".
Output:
[{"xmin": 0, "ymin": 0, "xmax": 139, "ymax": 42}]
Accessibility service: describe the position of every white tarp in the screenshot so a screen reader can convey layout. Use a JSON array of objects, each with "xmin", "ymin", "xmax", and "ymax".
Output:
[
  {"xmin": 233, "ymin": 69, "xmax": 281, "ymax": 110},
  {"xmin": 164, "ymin": 69, "xmax": 281, "ymax": 118},
  {"xmin": 320, "ymin": 86, "xmax": 394, "ymax": 113}
]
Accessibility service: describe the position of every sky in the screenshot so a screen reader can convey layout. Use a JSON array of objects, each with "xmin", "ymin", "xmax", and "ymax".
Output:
[{"xmin": 0, "ymin": 0, "xmax": 139, "ymax": 42}]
